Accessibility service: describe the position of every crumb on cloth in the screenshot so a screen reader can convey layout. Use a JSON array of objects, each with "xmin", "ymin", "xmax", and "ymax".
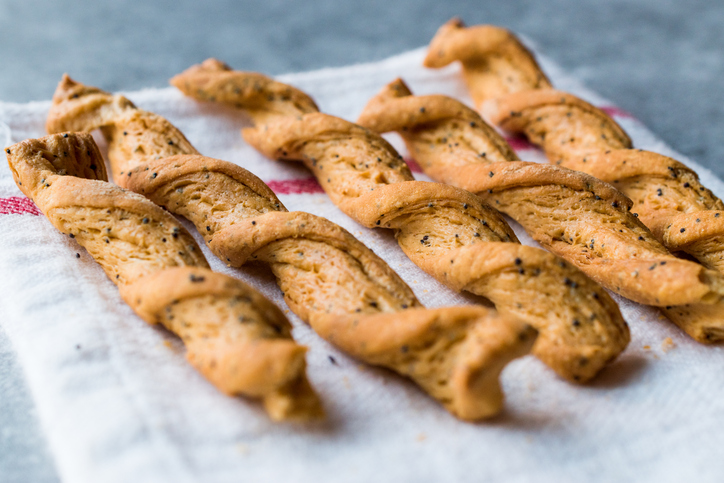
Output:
[{"xmin": 661, "ymin": 337, "xmax": 675, "ymax": 353}]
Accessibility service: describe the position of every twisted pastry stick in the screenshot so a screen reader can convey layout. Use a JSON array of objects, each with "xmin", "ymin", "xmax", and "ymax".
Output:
[
  {"xmin": 5, "ymin": 132, "xmax": 321, "ymax": 421},
  {"xmin": 356, "ymin": 78, "xmax": 724, "ymax": 341},
  {"xmin": 485, "ymin": 89, "xmax": 633, "ymax": 164},
  {"xmin": 167, "ymin": 59, "xmax": 631, "ymax": 383},
  {"xmin": 46, "ymin": 76, "xmax": 538, "ymax": 421},
  {"xmin": 488, "ymin": 92, "xmax": 724, "ymax": 273},
  {"xmin": 423, "ymin": 17, "xmax": 551, "ymax": 105},
  {"xmin": 424, "ymin": 17, "xmax": 724, "ymax": 275},
  {"xmin": 423, "ymin": 19, "xmax": 724, "ymax": 341}
]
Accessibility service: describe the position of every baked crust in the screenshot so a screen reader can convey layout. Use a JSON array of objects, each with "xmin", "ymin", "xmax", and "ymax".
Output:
[
  {"xmin": 430, "ymin": 19, "xmax": 724, "ymax": 282},
  {"xmin": 423, "ymin": 18, "xmax": 551, "ymax": 106},
  {"xmin": 489, "ymin": 93, "xmax": 724, "ymax": 273},
  {"xmin": 171, "ymin": 58, "xmax": 318, "ymax": 124},
  {"xmin": 45, "ymin": 76, "xmax": 537, "ymax": 421},
  {"xmin": 5, "ymin": 133, "xmax": 321, "ymax": 421},
  {"xmin": 166, "ymin": 59, "xmax": 633, "ymax": 383},
  {"xmin": 485, "ymin": 89, "xmax": 632, "ymax": 164},
  {"xmin": 356, "ymin": 78, "xmax": 724, "ymax": 342},
  {"xmin": 422, "ymin": 20, "xmax": 724, "ymax": 341}
]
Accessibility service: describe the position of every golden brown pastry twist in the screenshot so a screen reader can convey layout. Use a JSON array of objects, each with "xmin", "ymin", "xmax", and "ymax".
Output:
[
  {"xmin": 423, "ymin": 17, "xmax": 551, "ymax": 104},
  {"xmin": 5, "ymin": 132, "xmax": 321, "ymax": 421},
  {"xmin": 424, "ymin": 17, "xmax": 724, "ymax": 275},
  {"xmin": 487, "ymin": 91, "xmax": 724, "ymax": 274},
  {"xmin": 423, "ymin": 18, "xmax": 724, "ymax": 341},
  {"xmin": 46, "ymin": 76, "xmax": 537, "ymax": 421},
  {"xmin": 167, "ymin": 59, "xmax": 631, "ymax": 383},
  {"xmin": 356, "ymin": 78, "xmax": 724, "ymax": 342}
]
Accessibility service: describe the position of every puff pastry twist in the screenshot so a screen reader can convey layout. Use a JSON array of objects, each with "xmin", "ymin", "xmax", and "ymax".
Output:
[
  {"xmin": 423, "ymin": 18, "xmax": 551, "ymax": 103},
  {"xmin": 357, "ymin": 78, "xmax": 724, "ymax": 342},
  {"xmin": 166, "ymin": 59, "xmax": 632, "ymax": 383},
  {"xmin": 45, "ymin": 75, "xmax": 537, "ymax": 421},
  {"xmin": 488, "ymin": 92, "xmax": 724, "ymax": 274},
  {"xmin": 425, "ymin": 17, "xmax": 724, "ymax": 274},
  {"xmin": 5, "ymin": 132, "xmax": 321, "ymax": 421},
  {"xmin": 423, "ymin": 18, "xmax": 724, "ymax": 342}
]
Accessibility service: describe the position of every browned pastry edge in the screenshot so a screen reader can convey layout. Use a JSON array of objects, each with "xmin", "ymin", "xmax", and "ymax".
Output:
[
  {"xmin": 6, "ymin": 132, "xmax": 322, "ymax": 421},
  {"xmin": 423, "ymin": 17, "xmax": 551, "ymax": 105},
  {"xmin": 484, "ymin": 88, "xmax": 632, "ymax": 162},
  {"xmin": 171, "ymin": 58, "xmax": 318, "ymax": 124},
  {"xmin": 313, "ymin": 306, "xmax": 536, "ymax": 419}
]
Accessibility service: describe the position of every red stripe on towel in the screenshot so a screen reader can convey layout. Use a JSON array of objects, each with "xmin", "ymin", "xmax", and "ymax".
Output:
[
  {"xmin": 504, "ymin": 136, "xmax": 537, "ymax": 151},
  {"xmin": 404, "ymin": 158, "xmax": 423, "ymax": 173},
  {"xmin": 0, "ymin": 196, "xmax": 42, "ymax": 216},
  {"xmin": 266, "ymin": 177, "xmax": 325, "ymax": 195},
  {"xmin": 600, "ymin": 106, "xmax": 635, "ymax": 119}
]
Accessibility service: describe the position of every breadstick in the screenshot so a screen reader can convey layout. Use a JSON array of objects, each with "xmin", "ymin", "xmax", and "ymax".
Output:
[
  {"xmin": 422, "ymin": 18, "xmax": 724, "ymax": 341},
  {"xmin": 5, "ymin": 132, "xmax": 321, "ymax": 421},
  {"xmin": 357, "ymin": 78, "xmax": 724, "ymax": 342},
  {"xmin": 423, "ymin": 17, "xmax": 551, "ymax": 105},
  {"xmin": 46, "ymin": 76, "xmax": 537, "ymax": 421},
  {"xmin": 167, "ymin": 59, "xmax": 631, "ymax": 383},
  {"xmin": 487, "ymin": 91, "xmax": 724, "ymax": 273},
  {"xmin": 424, "ymin": 17, "xmax": 724, "ymax": 275}
]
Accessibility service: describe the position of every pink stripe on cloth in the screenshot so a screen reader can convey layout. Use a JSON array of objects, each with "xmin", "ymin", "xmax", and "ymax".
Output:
[
  {"xmin": 265, "ymin": 177, "xmax": 325, "ymax": 195},
  {"xmin": 600, "ymin": 106, "xmax": 635, "ymax": 119},
  {"xmin": 0, "ymin": 196, "xmax": 42, "ymax": 216},
  {"xmin": 504, "ymin": 136, "xmax": 537, "ymax": 151},
  {"xmin": 404, "ymin": 158, "xmax": 423, "ymax": 173}
]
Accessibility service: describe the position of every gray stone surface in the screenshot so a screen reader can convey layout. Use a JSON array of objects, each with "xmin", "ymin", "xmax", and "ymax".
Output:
[{"xmin": 1, "ymin": 0, "xmax": 722, "ymax": 480}]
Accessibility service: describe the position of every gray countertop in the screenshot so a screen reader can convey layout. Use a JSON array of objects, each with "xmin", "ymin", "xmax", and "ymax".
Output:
[{"xmin": 1, "ymin": 1, "xmax": 722, "ymax": 481}]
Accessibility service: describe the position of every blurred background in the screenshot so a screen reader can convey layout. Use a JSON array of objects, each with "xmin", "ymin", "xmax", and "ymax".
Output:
[{"xmin": 1, "ymin": 0, "xmax": 722, "ymax": 481}]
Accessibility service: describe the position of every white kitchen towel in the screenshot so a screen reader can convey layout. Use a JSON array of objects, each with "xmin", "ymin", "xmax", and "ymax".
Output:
[{"xmin": 2, "ymin": 46, "xmax": 724, "ymax": 483}]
